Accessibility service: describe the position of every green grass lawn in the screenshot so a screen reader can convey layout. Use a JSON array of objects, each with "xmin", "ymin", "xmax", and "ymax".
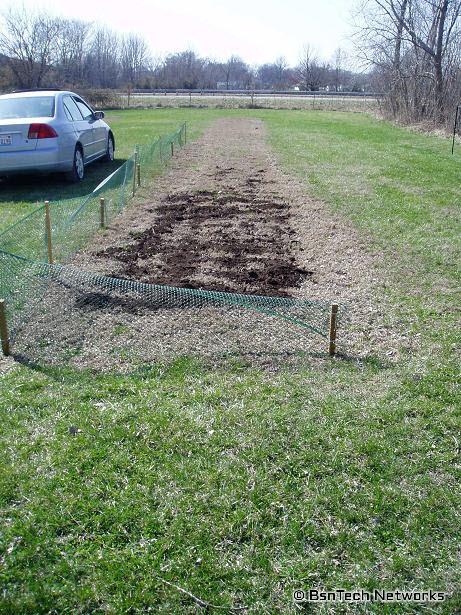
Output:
[{"xmin": 0, "ymin": 110, "xmax": 460, "ymax": 613}]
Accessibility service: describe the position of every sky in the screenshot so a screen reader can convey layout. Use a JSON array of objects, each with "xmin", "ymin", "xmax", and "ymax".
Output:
[{"xmin": 14, "ymin": 0, "xmax": 358, "ymax": 67}]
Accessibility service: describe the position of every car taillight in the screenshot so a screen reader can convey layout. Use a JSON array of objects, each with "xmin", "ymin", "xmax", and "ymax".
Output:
[{"xmin": 28, "ymin": 123, "xmax": 58, "ymax": 139}]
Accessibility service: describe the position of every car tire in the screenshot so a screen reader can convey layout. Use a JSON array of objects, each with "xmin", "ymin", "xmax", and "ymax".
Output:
[
  {"xmin": 66, "ymin": 146, "xmax": 85, "ymax": 182},
  {"xmin": 102, "ymin": 135, "xmax": 115, "ymax": 162}
]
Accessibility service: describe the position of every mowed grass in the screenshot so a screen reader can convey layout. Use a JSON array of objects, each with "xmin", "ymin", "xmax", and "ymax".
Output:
[
  {"xmin": 0, "ymin": 110, "xmax": 460, "ymax": 613},
  {"xmin": 0, "ymin": 108, "xmax": 217, "ymax": 233},
  {"xmin": 262, "ymin": 111, "xmax": 461, "ymax": 360}
]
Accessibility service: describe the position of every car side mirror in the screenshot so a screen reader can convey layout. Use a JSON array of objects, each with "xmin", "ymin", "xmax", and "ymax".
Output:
[{"xmin": 93, "ymin": 111, "xmax": 105, "ymax": 120}]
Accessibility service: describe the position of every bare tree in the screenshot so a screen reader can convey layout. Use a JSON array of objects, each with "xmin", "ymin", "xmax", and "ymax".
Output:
[
  {"xmin": 86, "ymin": 27, "xmax": 121, "ymax": 88},
  {"xmin": 296, "ymin": 45, "xmax": 317, "ymax": 90},
  {"xmin": 333, "ymin": 47, "xmax": 345, "ymax": 91},
  {"xmin": 120, "ymin": 33, "xmax": 150, "ymax": 86},
  {"xmin": 55, "ymin": 18, "xmax": 91, "ymax": 85},
  {"xmin": 223, "ymin": 55, "xmax": 239, "ymax": 89},
  {"xmin": 399, "ymin": 0, "xmax": 460, "ymax": 118},
  {"xmin": 356, "ymin": 0, "xmax": 461, "ymax": 123},
  {"xmin": 295, "ymin": 45, "xmax": 328, "ymax": 90},
  {"xmin": 274, "ymin": 56, "xmax": 290, "ymax": 88},
  {"xmin": 0, "ymin": 7, "xmax": 61, "ymax": 88}
]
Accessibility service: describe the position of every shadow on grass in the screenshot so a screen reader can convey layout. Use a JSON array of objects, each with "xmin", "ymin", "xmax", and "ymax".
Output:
[
  {"xmin": 0, "ymin": 157, "xmax": 126, "ymax": 205},
  {"xmin": 223, "ymin": 349, "xmax": 394, "ymax": 371},
  {"xmin": 10, "ymin": 348, "xmax": 392, "ymax": 382},
  {"xmin": 10, "ymin": 352, "xmax": 207, "ymax": 383}
]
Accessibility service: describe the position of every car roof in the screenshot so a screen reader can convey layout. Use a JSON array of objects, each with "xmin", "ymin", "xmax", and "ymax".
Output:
[{"xmin": 0, "ymin": 90, "xmax": 75, "ymax": 99}]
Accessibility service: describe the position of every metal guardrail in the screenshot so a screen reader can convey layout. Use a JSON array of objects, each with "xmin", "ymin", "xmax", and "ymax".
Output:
[{"xmin": 122, "ymin": 89, "xmax": 381, "ymax": 98}]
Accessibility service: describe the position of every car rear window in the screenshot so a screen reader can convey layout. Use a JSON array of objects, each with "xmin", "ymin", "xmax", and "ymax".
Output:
[{"xmin": 0, "ymin": 96, "xmax": 55, "ymax": 120}]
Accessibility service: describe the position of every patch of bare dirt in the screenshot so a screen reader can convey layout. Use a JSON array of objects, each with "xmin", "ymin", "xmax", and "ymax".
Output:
[{"xmin": 96, "ymin": 178, "xmax": 311, "ymax": 296}]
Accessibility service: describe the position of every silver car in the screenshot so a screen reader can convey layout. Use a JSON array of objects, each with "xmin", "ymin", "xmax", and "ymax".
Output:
[{"xmin": 0, "ymin": 89, "xmax": 115, "ymax": 182}]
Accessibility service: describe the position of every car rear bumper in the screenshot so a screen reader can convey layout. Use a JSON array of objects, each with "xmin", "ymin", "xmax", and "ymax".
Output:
[{"xmin": 0, "ymin": 144, "xmax": 73, "ymax": 175}]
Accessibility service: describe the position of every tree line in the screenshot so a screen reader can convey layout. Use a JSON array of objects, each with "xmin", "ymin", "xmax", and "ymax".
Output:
[
  {"xmin": 0, "ymin": 8, "xmax": 150, "ymax": 90},
  {"xmin": 0, "ymin": 7, "xmax": 369, "ymax": 94},
  {"xmin": 152, "ymin": 49, "xmax": 369, "ymax": 92},
  {"xmin": 357, "ymin": 0, "xmax": 461, "ymax": 125}
]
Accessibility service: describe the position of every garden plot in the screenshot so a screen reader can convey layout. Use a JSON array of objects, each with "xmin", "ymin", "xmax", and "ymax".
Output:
[{"xmin": 12, "ymin": 118, "xmax": 391, "ymax": 369}]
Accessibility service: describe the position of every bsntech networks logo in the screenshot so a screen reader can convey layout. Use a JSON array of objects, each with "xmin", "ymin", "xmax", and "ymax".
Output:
[{"xmin": 293, "ymin": 589, "xmax": 446, "ymax": 604}]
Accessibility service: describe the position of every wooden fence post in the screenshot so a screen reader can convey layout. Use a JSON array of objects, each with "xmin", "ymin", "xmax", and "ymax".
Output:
[
  {"xmin": 0, "ymin": 299, "xmax": 10, "ymax": 356},
  {"xmin": 44, "ymin": 201, "xmax": 53, "ymax": 264},
  {"xmin": 100, "ymin": 197, "xmax": 105, "ymax": 228},
  {"xmin": 137, "ymin": 163, "xmax": 141, "ymax": 187},
  {"xmin": 328, "ymin": 304, "xmax": 338, "ymax": 356},
  {"xmin": 132, "ymin": 149, "xmax": 138, "ymax": 196},
  {"xmin": 452, "ymin": 105, "xmax": 459, "ymax": 155},
  {"xmin": 170, "ymin": 141, "xmax": 174, "ymax": 157}
]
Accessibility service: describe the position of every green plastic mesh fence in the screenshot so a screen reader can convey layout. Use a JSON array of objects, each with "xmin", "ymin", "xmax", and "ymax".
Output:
[
  {"xmin": 0, "ymin": 249, "xmax": 333, "ymax": 368},
  {"xmin": 0, "ymin": 122, "xmax": 342, "ymax": 367}
]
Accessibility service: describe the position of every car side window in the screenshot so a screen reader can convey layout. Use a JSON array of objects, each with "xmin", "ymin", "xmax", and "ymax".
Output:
[
  {"xmin": 73, "ymin": 97, "xmax": 94, "ymax": 121},
  {"xmin": 63, "ymin": 103, "xmax": 73, "ymax": 121},
  {"xmin": 63, "ymin": 96, "xmax": 83, "ymax": 121}
]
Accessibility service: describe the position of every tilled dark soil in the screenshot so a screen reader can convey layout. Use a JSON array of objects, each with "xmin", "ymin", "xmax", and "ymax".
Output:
[{"xmin": 96, "ymin": 168, "xmax": 311, "ymax": 296}]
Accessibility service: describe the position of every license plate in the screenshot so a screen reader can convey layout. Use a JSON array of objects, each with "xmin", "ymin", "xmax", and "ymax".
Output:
[{"xmin": 0, "ymin": 135, "xmax": 12, "ymax": 146}]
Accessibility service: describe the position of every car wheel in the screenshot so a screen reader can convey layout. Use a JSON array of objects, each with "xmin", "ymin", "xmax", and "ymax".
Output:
[
  {"xmin": 66, "ymin": 146, "xmax": 85, "ymax": 182},
  {"xmin": 102, "ymin": 135, "xmax": 115, "ymax": 162}
]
